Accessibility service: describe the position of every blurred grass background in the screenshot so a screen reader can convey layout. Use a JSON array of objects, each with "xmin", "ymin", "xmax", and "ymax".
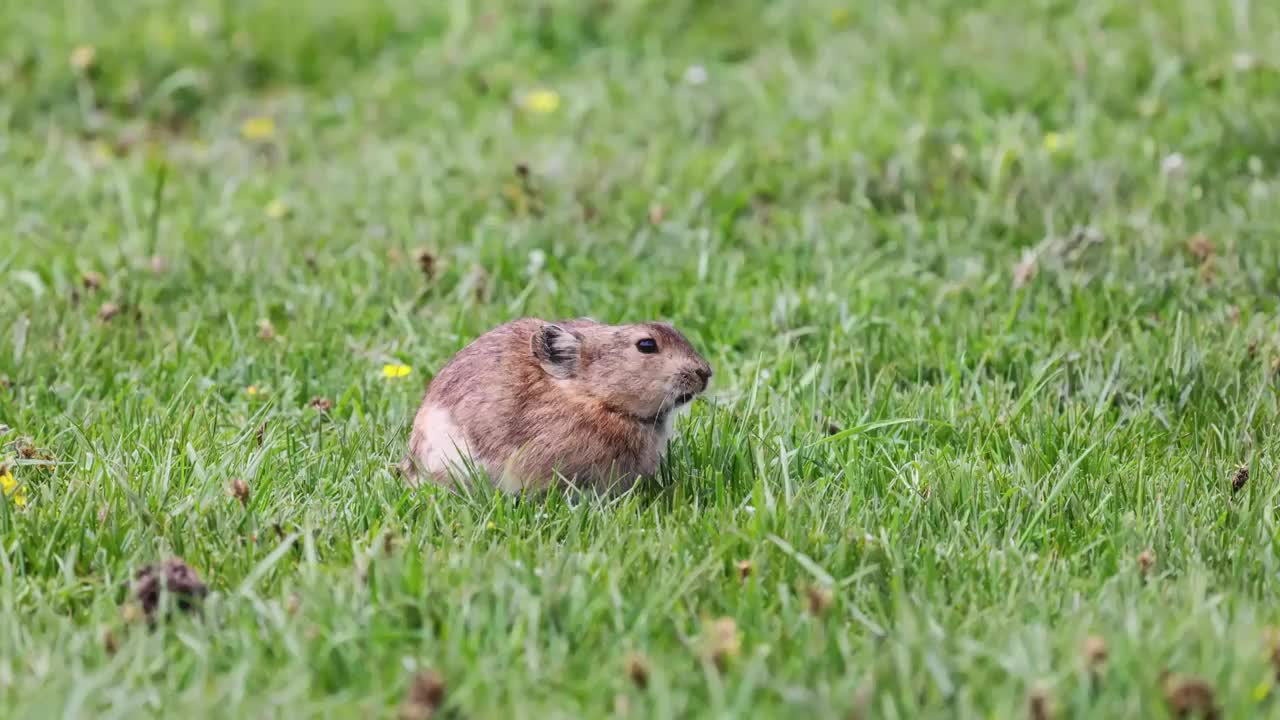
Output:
[{"xmin": 3, "ymin": 0, "xmax": 1280, "ymax": 717}]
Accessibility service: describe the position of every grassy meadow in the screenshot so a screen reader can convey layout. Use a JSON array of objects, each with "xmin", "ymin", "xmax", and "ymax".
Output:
[{"xmin": 3, "ymin": 0, "xmax": 1280, "ymax": 717}]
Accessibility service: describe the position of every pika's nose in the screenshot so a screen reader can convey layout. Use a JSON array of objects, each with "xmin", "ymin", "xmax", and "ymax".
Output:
[{"xmin": 695, "ymin": 367, "xmax": 712, "ymax": 384}]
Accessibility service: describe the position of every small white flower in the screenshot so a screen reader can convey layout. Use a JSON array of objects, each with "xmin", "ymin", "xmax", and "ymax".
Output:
[
  {"xmin": 1233, "ymin": 52, "xmax": 1256, "ymax": 71},
  {"xmin": 683, "ymin": 65, "xmax": 708, "ymax": 85},
  {"xmin": 188, "ymin": 13, "xmax": 212, "ymax": 36},
  {"xmin": 1161, "ymin": 152, "xmax": 1185, "ymax": 176},
  {"xmin": 527, "ymin": 249, "xmax": 546, "ymax": 275}
]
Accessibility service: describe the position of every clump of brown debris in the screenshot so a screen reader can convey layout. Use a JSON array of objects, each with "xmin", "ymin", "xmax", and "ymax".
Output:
[{"xmin": 132, "ymin": 558, "xmax": 208, "ymax": 620}]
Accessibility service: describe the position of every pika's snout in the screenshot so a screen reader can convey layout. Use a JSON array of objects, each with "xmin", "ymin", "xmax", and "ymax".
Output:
[
  {"xmin": 681, "ymin": 362, "xmax": 713, "ymax": 397},
  {"xmin": 687, "ymin": 365, "xmax": 712, "ymax": 394}
]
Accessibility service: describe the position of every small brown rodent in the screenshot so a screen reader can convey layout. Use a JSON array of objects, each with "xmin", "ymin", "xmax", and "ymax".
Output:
[{"xmin": 401, "ymin": 318, "xmax": 712, "ymax": 493}]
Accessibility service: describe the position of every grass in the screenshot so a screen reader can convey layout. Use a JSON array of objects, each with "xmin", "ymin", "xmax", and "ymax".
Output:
[{"xmin": 3, "ymin": 0, "xmax": 1280, "ymax": 716}]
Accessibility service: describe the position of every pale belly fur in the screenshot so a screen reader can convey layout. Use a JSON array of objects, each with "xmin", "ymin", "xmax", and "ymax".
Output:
[{"xmin": 413, "ymin": 403, "xmax": 681, "ymax": 492}]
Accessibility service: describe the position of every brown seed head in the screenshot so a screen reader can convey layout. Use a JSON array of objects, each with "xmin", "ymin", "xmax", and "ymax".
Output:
[
  {"xmin": 229, "ymin": 477, "xmax": 250, "ymax": 506},
  {"xmin": 1137, "ymin": 549, "xmax": 1156, "ymax": 578},
  {"xmin": 308, "ymin": 396, "xmax": 333, "ymax": 413},
  {"xmin": 132, "ymin": 558, "xmax": 208, "ymax": 619},
  {"xmin": 70, "ymin": 45, "xmax": 96, "ymax": 72},
  {"xmin": 625, "ymin": 652, "xmax": 650, "ymax": 689},
  {"xmin": 1028, "ymin": 687, "xmax": 1054, "ymax": 720},
  {"xmin": 1232, "ymin": 465, "xmax": 1249, "ymax": 494},
  {"xmin": 702, "ymin": 616, "xmax": 741, "ymax": 670},
  {"xmin": 255, "ymin": 421, "xmax": 267, "ymax": 447},
  {"xmin": 256, "ymin": 318, "xmax": 276, "ymax": 340},
  {"xmin": 97, "ymin": 302, "xmax": 121, "ymax": 322},
  {"xmin": 285, "ymin": 593, "xmax": 301, "ymax": 616},
  {"xmin": 81, "ymin": 271, "xmax": 104, "ymax": 291},
  {"xmin": 1186, "ymin": 234, "xmax": 1215, "ymax": 263},
  {"xmin": 806, "ymin": 584, "xmax": 834, "ymax": 616},
  {"xmin": 399, "ymin": 669, "xmax": 446, "ymax": 720},
  {"xmin": 1083, "ymin": 635, "xmax": 1108, "ymax": 670},
  {"xmin": 735, "ymin": 559, "xmax": 752, "ymax": 581},
  {"xmin": 1162, "ymin": 672, "xmax": 1218, "ymax": 720},
  {"xmin": 415, "ymin": 249, "xmax": 437, "ymax": 280}
]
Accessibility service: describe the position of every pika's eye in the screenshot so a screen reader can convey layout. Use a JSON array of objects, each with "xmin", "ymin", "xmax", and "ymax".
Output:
[{"xmin": 636, "ymin": 338, "xmax": 659, "ymax": 354}]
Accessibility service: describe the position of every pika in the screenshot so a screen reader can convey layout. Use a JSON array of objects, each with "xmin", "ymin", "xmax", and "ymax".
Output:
[{"xmin": 401, "ymin": 318, "xmax": 712, "ymax": 494}]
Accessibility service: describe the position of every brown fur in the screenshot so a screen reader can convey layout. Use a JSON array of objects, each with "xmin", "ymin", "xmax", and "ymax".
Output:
[{"xmin": 402, "ymin": 318, "xmax": 712, "ymax": 493}]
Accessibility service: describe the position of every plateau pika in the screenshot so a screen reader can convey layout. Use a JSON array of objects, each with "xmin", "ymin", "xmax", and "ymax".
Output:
[{"xmin": 401, "ymin": 318, "xmax": 712, "ymax": 494}]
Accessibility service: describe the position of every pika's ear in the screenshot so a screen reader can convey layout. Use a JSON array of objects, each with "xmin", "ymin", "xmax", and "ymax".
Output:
[{"xmin": 532, "ymin": 323, "xmax": 581, "ymax": 378}]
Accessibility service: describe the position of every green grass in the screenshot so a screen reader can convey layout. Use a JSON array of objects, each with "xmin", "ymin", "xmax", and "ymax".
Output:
[{"xmin": 3, "ymin": 0, "xmax": 1280, "ymax": 716}]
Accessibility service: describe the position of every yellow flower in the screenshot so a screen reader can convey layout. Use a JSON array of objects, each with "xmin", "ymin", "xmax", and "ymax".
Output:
[
  {"xmin": 1, "ymin": 467, "xmax": 27, "ymax": 508},
  {"xmin": 246, "ymin": 385, "xmax": 259, "ymax": 396},
  {"xmin": 1042, "ymin": 131, "xmax": 1074, "ymax": 154},
  {"xmin": 91, "ymin": 140, "xmax": 114, "ymax": 163},
  {"xmin": 520, "ymin": 89, "xmax": 561, "ymax": 114},
  {"xmin": 147, "ymin": 18, "xmax": 177, "ymax": 49},
  {"xmin": 240, "ymin": 116, "xmax": 276, "ymax": 141},
  {"xmin": 1254, "ymin": 679, "xmax": 1272, "ymax": 702},
  {"xmin": 382, "ymin": 364, "xmax": 412, "ymax": 379},
  {"xmin": 188, "ymin": 140, "xmax": 211, "ymax": 163},
  {"xmin": 70, "ymin": 45, "xmax": 96, "ymax": 72},
  {"xmin": 486, "ymin": 521, "xmax": 497, "ymax": 531},
  {"xmin": 265, "ymin": 198, "xmax": 289, "ymax": 219}
]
